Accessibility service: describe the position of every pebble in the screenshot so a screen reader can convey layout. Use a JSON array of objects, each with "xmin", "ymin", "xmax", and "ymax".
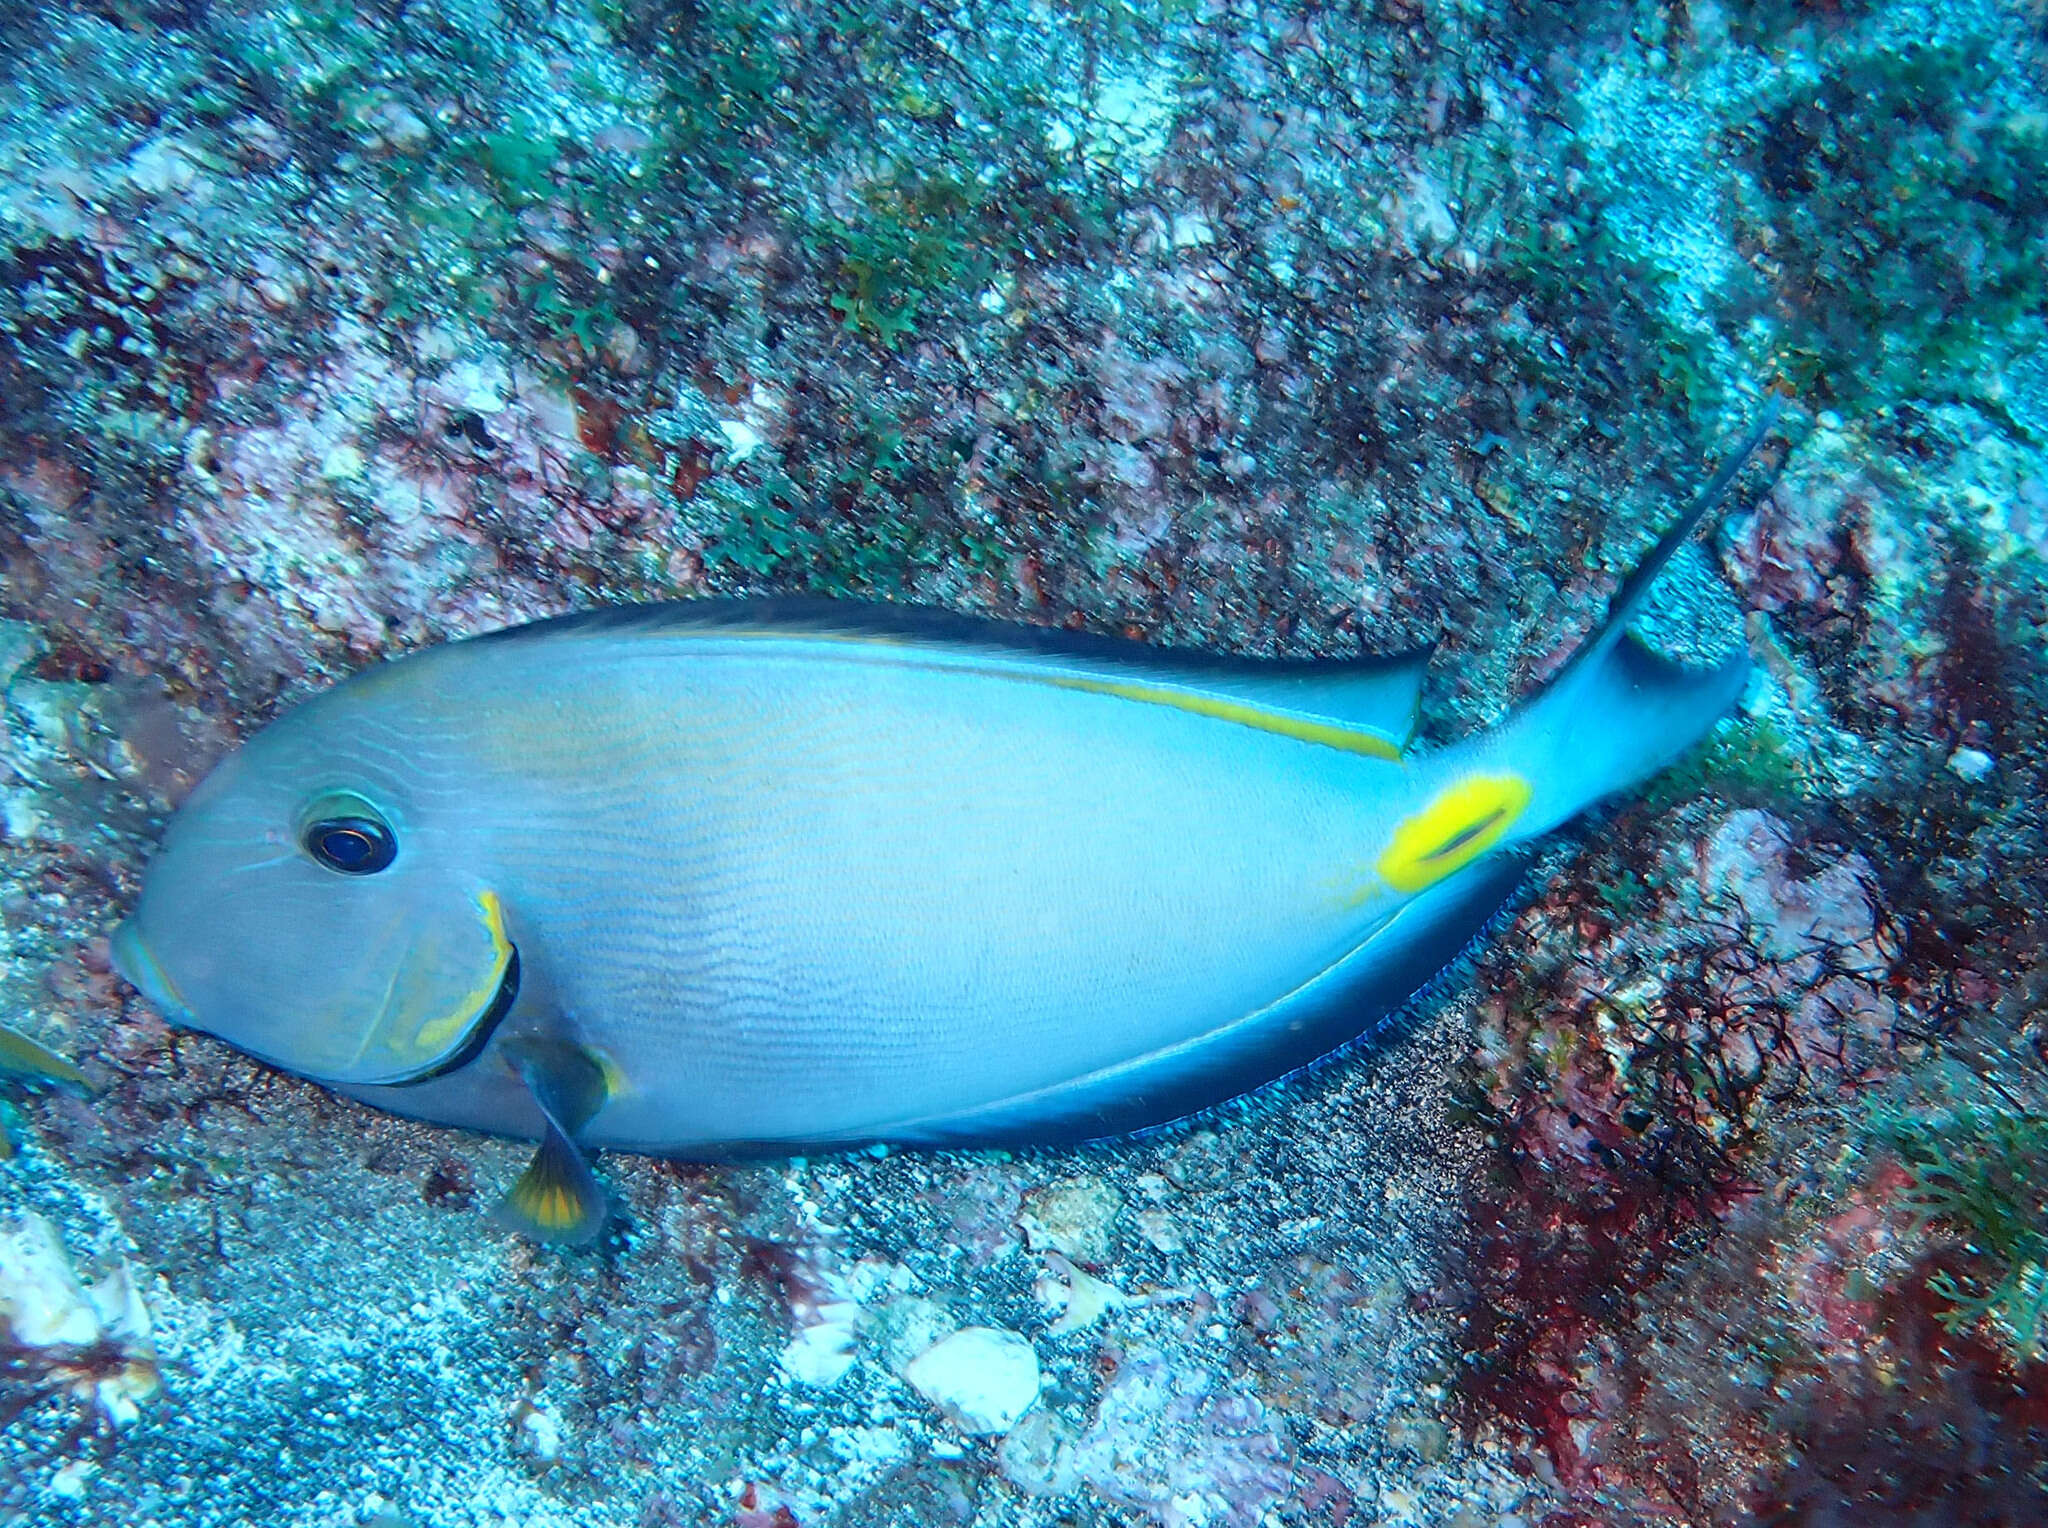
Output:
[
  {"xmin": 718, "ymin": 419, "xmax": 765, "ymax": 460},
  {"xmin": 515, "ymin": 1405, "xmax": 561, "ymax": 1464},
  {"xmin": 997, "ymin": 1408, "xmax": 1081, "ymax": 1495},
  {"xmin": 1387, "ymin": 1412, "xmax": 1450, "ymax": 1462},
  {"xmin": 48, "ymin": 1459, "xmax": 95, "ymax": 1499},
  {"xmin": 902, "ymin": 1326, "xmax": 1041, "ymax": 1435},
  {"xmin": 1948, "ymin": 746, "xmax": 1995, "ymax": 782},
  {"xmin": 127, "ymin": 137, "xmax": 197, "ymax": 195},
  {"xmin": 778, "ymin": 1301, "xmax": 861, "ymax": 1388},
  {"xmin": 869, "ymin": 1294, "xmax": 955, "ymax": 1376},
  {"xmin": 1136, "ymin": 1207, "xmax": 1185, "ymax": 1253},
  {"xmin": 321, "ymin": 443, "xmax": 367, "ymax": 482},
  {"xmin": 365, "ymin": 101, "xmax": 432, "ymax": 155},
  {"xmin": 1019, "ymin": 1175, "xmax": 1123, "ymax": 1264}
]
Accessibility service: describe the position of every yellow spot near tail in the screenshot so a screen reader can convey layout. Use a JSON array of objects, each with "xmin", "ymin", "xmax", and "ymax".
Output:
[{"xmin": 1377, "ymin": 773, "xmax": 1532, "ymax": 894}]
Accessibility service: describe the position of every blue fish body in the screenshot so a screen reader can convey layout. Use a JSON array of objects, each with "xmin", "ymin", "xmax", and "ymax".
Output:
[{"xmin": 112, "ymin": 413, "xmax": 1774, "ymax": 1237}]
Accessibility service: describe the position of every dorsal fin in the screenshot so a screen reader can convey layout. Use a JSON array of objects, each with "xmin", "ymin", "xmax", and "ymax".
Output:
[{"xmin": 467, "ymin": 598, "xmax": 1433, "ymax": 759}]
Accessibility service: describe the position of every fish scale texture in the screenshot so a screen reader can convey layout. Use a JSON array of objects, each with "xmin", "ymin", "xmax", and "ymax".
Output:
[{"xmin": 4, "ymin": 0, "xmax": 2048, "ymax": 1526}]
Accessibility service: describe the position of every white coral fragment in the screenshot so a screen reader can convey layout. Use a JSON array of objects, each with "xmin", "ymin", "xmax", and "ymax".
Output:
[
  {"xmin": 0, "ymin": 1213, "xmax": 160, "ymax": 1426},
  {"xmin": 1036, "ymin": 1252, "xmax": 1130, "ymax": 1336},
  {"xmin": 779, "ymin": 1300, "xmax": 861, "ymax": 1388},
  {"xmin": 903, "ymin": 1325, "xmax": 1042, "ymax": 1436}
]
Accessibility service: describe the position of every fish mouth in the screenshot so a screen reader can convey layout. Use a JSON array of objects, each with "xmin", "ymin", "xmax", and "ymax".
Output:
[
  {"xmin": 387, "ymin": 944, "xmax": 522, "ymax": 1086},
  {"xmin": 110, "ymin": 918, "xmax": 192, "ymax": 1023}
]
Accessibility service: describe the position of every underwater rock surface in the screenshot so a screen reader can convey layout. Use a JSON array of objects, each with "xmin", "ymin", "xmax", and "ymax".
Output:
[{"xmin": 2, "ymin": 0, "xmax": 2046, "ymax": 1524}]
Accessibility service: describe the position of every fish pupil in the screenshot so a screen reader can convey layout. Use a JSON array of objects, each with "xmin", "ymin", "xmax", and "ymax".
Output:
[{"xmin": 306, "ymin": 817, "xmax": 396, "ymax": 875}]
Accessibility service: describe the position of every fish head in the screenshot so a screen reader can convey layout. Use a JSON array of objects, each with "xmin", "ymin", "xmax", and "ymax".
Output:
[{"xmin": 111, "ymin": 666, "xmax": 518, "ymax": 1087}]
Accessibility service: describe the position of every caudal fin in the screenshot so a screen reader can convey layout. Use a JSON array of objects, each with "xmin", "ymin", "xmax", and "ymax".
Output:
[{"xmin": 1490, "ymin": 398, "xmax": 1783, "ymax": 841}]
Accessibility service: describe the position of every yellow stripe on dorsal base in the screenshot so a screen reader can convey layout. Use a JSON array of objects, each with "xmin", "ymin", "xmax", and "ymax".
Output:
[
  {"xmin": 1045, "ymin": 677, "xmax": 1407, "ymax": 761},
  {"xmin": 1377, "ymin": 774, "xmax": 1532, "ymax": 893},
  {"xmin": 611, "ymin": 623, "xmax": 1419, "ymax": 761}
]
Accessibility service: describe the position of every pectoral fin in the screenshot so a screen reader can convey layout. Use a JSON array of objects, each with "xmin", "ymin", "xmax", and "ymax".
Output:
[
  {"xmin": 497, "ymin": 1116, "xmax": 605, "ymax": 1245},
  {"xmin": 493, "ymin": 1040, "xmax": 611, "ymax": 1247}
]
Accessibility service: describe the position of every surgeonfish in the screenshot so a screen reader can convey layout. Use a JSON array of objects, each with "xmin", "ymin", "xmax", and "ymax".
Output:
[{"xmin": 112, "ymin": 407, "xmax": 1779, "ymax": 1244}]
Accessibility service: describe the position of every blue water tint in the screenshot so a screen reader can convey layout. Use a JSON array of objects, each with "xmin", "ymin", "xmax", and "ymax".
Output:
[{"xmin": 1, "ymin": 2, "xmax": 2045, "ymax": 1525}]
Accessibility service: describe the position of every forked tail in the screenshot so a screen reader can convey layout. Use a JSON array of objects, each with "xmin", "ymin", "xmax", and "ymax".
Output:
[{"xmin": 1482, "ymin": 397, "xmax": 1784, "ymax": 842}]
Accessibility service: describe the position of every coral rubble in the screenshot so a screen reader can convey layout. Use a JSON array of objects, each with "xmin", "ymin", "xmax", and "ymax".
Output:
[{"xmin": 1, "ymin": 0, "xmax": 2045, "ymax": 1524}]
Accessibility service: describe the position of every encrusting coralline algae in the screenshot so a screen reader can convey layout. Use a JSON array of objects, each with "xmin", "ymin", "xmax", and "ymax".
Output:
[{"xmin": 2, "ymin": 0, "xmax": 2047, "ymax": 1525}]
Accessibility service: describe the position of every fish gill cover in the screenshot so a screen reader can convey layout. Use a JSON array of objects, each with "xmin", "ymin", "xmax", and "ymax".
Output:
[{"xmin": 0, "ymin": 1, "xmax": 2045, "ymax": 1526}]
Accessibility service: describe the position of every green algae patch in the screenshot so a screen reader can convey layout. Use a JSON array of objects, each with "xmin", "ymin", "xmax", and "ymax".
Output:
[
  {"xmin": 1887, "ymin": 1102, "xmax": 2048, "ymax": 1360},
  {"xmin": 1642, "ymin": 717, "xmax": 1809, "ymax": 813}
]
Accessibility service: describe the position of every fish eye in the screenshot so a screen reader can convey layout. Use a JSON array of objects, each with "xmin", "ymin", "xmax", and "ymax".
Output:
[{"xmin": 300, "ymin": 796, "xmax": 397, "ymax": 875}]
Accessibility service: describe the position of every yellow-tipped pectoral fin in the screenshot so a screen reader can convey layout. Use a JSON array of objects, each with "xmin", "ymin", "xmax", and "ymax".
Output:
[
  {"xmin": 495, "ymin": 1124, "xmax": 607, "ymax": 1245},
  {"xmin": 1377, "ymin": 773, "xmax": 1533, "ymax": 894},
  {"xmin": 492, "ymin": 1039, "xmax": 612, "ymax": 1247}
]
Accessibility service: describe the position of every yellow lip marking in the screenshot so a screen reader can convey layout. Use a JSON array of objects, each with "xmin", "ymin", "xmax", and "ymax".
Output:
[
  {"xmin": 408, "ymin": 888, "xmax": 512, "ymax": 1056},
  {"xmin": 1377, "ymin": 773, "xmax": 1532, "ymax": 894}
]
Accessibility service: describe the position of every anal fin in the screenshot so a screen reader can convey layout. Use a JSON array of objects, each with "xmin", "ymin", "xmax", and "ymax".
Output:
[{"xmin": 872, "ymin": 852, "xmax": 1534, "ymax": 1147}]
